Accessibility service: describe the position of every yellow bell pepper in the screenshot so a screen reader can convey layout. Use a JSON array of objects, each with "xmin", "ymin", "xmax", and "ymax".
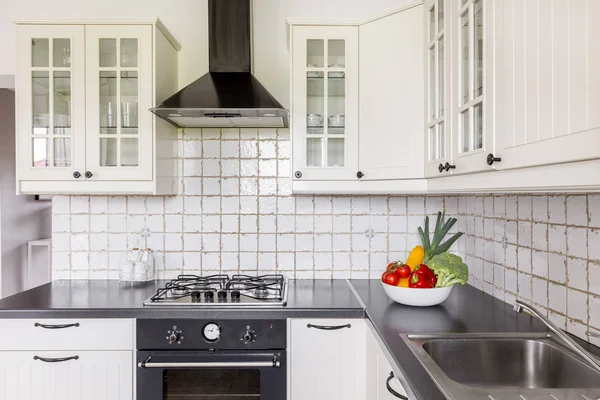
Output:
[{"xmin": 406, "ymin": 246, "xmax": 425, "ymax": 271}]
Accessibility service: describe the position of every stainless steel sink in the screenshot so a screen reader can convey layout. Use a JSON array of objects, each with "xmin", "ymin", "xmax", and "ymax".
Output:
[{"xmin": 403, "ymin": 333, "xmax": 600, "ymax": 400}]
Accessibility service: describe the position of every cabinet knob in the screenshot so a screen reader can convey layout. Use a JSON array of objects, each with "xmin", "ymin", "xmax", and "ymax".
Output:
[
  {"xmin": 73, "ymin": 171, "xmax": 81, "ymax": 179},
  {"xmin": 357, "ymin": 171, "xmax": 364, "ymax": 179},
  {"xmin": 487, "ymin": 153, "xmax": 502, "ymax": 166},
  {"xmin": 85, "ymin": 171, "xmax": 93, "ymax": 179},
  {"xmin": 294, "ymin": 171, "xmax": 302, "ymax": 179},
  {"xmin": 444, "ymin": 162, "xmax": 456, "ymax": 172},
  {"xmin": 438, "ymin": 163, "xmax": 445, "ymax": 173}
]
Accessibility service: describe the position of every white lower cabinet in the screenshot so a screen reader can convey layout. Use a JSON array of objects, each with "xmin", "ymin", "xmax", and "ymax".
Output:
[
  {"xmin": 0, "ymin": 318, "xmax": 134, "ymax": 400},
  {"xmin": 289, "ymin": 319, "xmax": 366, "ymax": 400},
  {"xmin": 0, "ymin": 351, "xmax": 133, "ymax": 400},
  {"xmin": 366, "ymin": 324, "xmax": 409, "ymax": 399}
]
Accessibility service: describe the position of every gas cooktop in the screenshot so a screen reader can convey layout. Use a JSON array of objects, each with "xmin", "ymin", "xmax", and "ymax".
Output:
[{"xmin": 143, "ymin": 274, "xmax": 288, "ymax": 307}]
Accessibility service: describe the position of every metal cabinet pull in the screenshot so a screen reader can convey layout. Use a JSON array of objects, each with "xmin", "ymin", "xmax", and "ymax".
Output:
[
  {"xmin": 486, "ymin": 153, "xmax": 502, "ymax": 165},
  {"xmin": 386, "ymin": 371, "xmax": 408, "ymax": 399},
  {"xmin": 306, "ymin": 323, "xmax": 351, "ymax": 331},
  {"xmin": 84, "ymin": 171, "xmax": 93, "ymax": 178},
  {"xmin": 34, "ymin": 355, "xmax": 79, "ymax": 363},
  {"xmin": 34, "ymin": 322, "xmax": 80, "ymax": 329}
]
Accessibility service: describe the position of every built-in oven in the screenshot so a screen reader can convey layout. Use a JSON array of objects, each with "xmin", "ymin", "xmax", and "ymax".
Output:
[{"xmin": 136, "ymin": 319, "xmax": 286, "ymax": 400}]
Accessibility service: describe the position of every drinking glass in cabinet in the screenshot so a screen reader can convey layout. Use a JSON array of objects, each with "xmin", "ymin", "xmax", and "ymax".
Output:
[
  {"xmin": 120, "ymin": 71, "xmax": 139, "ymax": 134},
  {"xmin": 121, "ymin": 101, "xmax": 138, "ymax": 129},
  {"xmin": 100, "ymin": 138, "xmax": 118, "ymax": 167},
  {"xmin": 306, "ymin": 39, "xmax": 324, "ymax": 68},
  {"xmin": 100, "ymin": 71, "xmax": 117, "ymax": 134}
]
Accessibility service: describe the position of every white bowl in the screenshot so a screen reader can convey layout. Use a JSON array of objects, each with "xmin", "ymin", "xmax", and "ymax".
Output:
[
  {"xmin": 381, "ymin": 281, "xmax": 454, "ymax": 307},
  {"xmin": 307, "ymin": 113, "xmax": 323, "ymax": 127},
  {"xmin": 328, "ymin": 114, "xmax": 345, "ymax": 127}
]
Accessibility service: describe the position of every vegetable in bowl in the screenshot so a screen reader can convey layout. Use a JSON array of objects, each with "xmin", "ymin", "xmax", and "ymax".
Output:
[{"xmin": 428, "ymin": 253, "xmax": 468, "ymax": 288}]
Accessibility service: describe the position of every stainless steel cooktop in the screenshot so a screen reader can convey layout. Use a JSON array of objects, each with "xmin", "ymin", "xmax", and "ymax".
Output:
[{"xmin": 143, "ymin": 274, "xmax": 288, "ymax": 307}]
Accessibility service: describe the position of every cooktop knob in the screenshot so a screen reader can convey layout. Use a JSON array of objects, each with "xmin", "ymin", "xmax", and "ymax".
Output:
[
  {"xmin": 231, "ymin": 290, "xmax": 241, "ymax": 299},
  {"xmin": 243, "ymin": 331, "xmax": 255, "ymax": 343},
  {"xmin": 191, "ymin": 291, "xmax": 201, "ymax": 302},
  {"xmin": 204, "ymin": 291, "xmax": 214, "ymax": 300},
  {"xmin": 217, "ymin": 291, "xmax": 227, "ymax": 300}
]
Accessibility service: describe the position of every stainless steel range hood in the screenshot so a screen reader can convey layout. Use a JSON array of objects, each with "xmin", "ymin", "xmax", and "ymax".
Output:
[{"xmin": 151, "ymin": 0, "xmax": 288, "ymax": 128}]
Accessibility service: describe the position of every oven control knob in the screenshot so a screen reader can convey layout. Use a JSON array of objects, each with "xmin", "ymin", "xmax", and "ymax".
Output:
[
  {"xmin": 242, "ymin": 327, "xmax": 256, "ymax": 344},
  {"xmin": 167, "ymin": 326, "xmax": 183, "ymax": 344}
]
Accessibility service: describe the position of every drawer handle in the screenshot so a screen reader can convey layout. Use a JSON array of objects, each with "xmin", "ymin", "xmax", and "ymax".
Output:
[
  {"xmin": 306, "ymin": 323, "xmax": 351, "ymax": 331},
  {"xmin": 33, "ymin": 355, "xmax": 79, "ymax": 363},
  {"xmin": 34, "ymin": 322, "xmax": 80, "ymax": 329},
  {"xmin": 386, "ymin": 371, "xmax": 408, "ymax": 399}
]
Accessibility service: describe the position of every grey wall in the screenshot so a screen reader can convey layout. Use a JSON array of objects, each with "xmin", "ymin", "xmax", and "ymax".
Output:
[{"xmin": 0, "ymin": 89, "xmax": 51, "ymax": 297}]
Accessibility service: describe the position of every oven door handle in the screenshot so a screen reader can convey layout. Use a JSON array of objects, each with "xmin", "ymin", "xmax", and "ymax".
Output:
[{"xmin": 138, "ymin": 356, "xmax": 281, "ymax": 369}]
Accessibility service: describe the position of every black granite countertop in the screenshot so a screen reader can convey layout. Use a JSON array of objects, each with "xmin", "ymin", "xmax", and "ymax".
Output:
[
  {"xmin": 1, "ymin": 278, "xmax": 597, "ymax": 399},
  {"xmin": 0, "ymin": 279, "xmax": 364, "ymax": 319}
]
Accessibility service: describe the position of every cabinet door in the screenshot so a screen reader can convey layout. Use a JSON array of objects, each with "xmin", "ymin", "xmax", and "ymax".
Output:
[
  {"xmin": 85, "ymin": 25, "xmax": 153, "ymax": 181},
  {"xmin": 450, "ymin": 0, "xmax": 495, "ymax": 174},
  {"xmin": 0, "ymin": 351, "xmax": 132, "ymax": 400},
  {"xmin": 16, "ymin": 25, "xmax": 86, "ymax": 181},
  {"xmin": 290, "ymin": 319, "xmax": 365, "ymax": 400},
  {"xmin": 359, "ymin": 5, "xmax": 425, "ymax": 180},
  {"xmin": 425, "ymin": 0, "xmax": 450, "ymax": 177},
  {"xmin": 291, "ymin": 26, "xmax": 359, "ymax": 181},
  {"xmin": 495, "ymin": 0, "xmax": 600, "ymax": 170}
]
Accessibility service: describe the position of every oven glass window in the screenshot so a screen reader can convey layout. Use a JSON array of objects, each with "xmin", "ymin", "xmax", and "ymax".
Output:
[{"xmin": 164, "ymin": 369, "xmax": 260, "ymax": 399}]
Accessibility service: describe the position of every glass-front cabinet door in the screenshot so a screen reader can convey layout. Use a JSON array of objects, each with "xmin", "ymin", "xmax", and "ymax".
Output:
[
  {"xmin": 16, "ymin": 25, "xmax": 86, "ymax": 181},
  {"xmin": 425, "ymin": 0, "xmax": 449, "ymax": 176},
  {"xmin": 452, "ymin": 0, "xmax": 493, "ymax": 173},
  {"xmin": 292, "ymin": 26, "xmax": 359, "ymax": 181},
  {"xmin": 85, "ymin": 25, "xmax": 153, "ymax": 181}
]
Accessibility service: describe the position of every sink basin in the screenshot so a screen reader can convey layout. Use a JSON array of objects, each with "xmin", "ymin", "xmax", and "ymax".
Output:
[
  {"xmin": 421, "ymin": 337, "xmax": 600, "ymax": 389},
  {"xmin": 403, "ymin": 333, "xmax": 600, "ymax": 400}
]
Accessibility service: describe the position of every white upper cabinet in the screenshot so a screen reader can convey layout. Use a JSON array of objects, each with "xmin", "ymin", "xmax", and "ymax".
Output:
[
  {"xmin": 15, "ymin": 20, "xmax": 180, "ymax": 195},
  {"xmin": 359, "ymin": 3, "xmax": 425, "ymax": 181},
  {"xmin": 291, "ymin": 26, "xmax": 359, "ymax": 181},
  {"xmin": 289, "ymin": 4, "xmax": 427, "ymax": 193},
  {"xmin": 494, "ymin": 0, "xmax": 600, "ymax": 170}
]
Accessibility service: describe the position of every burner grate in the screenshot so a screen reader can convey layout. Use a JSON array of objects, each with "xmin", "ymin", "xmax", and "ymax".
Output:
[{"xmin": 147, "ymin": 274, "xmax": 287, "ymax": 305}]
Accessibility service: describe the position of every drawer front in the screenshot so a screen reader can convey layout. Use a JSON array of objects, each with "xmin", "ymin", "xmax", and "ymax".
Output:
[
  {"xmin": 0, "ymin": 319, "xmax": 134, "ymax": 351},
  {"xmin": 0, "ymin": 350, "xmax": 133, "ymax": 400}
]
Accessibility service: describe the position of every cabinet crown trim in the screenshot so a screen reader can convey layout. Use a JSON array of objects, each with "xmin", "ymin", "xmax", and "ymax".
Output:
[{"xmin": 11, "ymin": 18, "xmax": 181, "ymax": 50}]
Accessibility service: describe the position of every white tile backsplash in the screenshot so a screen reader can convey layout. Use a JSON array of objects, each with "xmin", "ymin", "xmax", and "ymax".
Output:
[{"xmin": 52, "ymin": 128, "xmax": 600, "ymax": 341}]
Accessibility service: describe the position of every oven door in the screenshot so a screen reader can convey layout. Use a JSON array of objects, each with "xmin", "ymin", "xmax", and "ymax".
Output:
[{"xmin": 137, "ymin": 350, "xmax": 286, "ymax": 400}]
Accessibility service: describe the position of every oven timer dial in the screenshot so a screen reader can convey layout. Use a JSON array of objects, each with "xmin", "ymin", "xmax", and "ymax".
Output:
[
  {"xmin": 203, "ymin": 323, "xmax": 221, "ymax": 342},
  {"xmin": 166, "ymin": 326, "xmax": 183, "ymax": 344}
]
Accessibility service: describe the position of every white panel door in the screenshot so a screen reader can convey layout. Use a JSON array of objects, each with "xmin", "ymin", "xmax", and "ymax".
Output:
[
  {"xmin": 291, "ymin": 26, "xmax": 359, "ymax": 181},
  {"xmin": 85, "ymin": 25, "xmax": 154, "ymax": 181},
  {"xmin": 0, "ymin": 351, "xmax": 133, "ymax": 400},
  {"xmin": 359, "ymin": 4, "xmax": 425, "ymax": 180},
  {"xmin": 16, "ymin": 25, "xmax": 86, "ymax": 181},
  {"xmin": 495, "ymin": 0, "xmax": 600, "ymax": 170},
  {"xmin": 290, "ymin": 319, "xmax": 365, "ymax": 400}
]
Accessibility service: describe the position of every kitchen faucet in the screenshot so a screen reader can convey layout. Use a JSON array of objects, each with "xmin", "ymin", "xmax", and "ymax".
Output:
[{"xmin": 514, "ymin": 300, "xmax": 600, "ymax": 373}]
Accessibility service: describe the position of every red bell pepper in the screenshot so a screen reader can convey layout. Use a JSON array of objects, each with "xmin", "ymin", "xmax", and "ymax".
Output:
[
  {"xmin": 409, "ymin": 272, "xmax": 435, "ymax": 288},
  {"xmin": 414, "ymin": 264, "xmax": 438, "ymax": 286}
]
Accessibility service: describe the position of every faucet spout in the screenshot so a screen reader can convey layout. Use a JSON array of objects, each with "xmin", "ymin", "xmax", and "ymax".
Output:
[{"xmin": 514, "ymin": 300, "xmax": 600, "ymax": 373}]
